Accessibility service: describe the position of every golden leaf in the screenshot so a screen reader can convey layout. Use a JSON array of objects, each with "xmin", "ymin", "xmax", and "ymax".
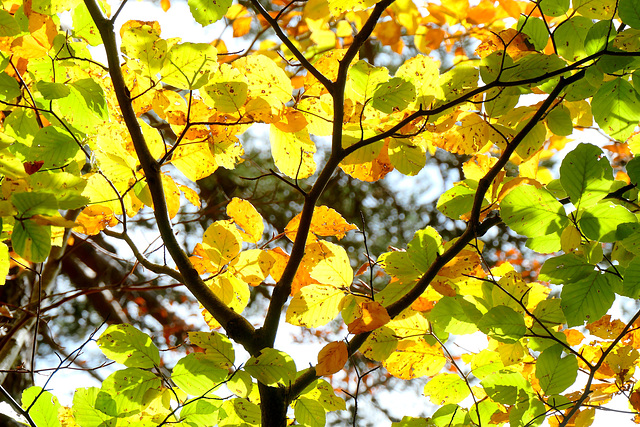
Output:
[
  {"xmin": 74, "ymin": 206, "xmax": 119, "ymax": 235},
  {"xmin": 227, "ymin": 198, "xmax": 264, "ymax": 243},
  {"xmin": 348, "ymin": 301, "xmax": 391, "ymax": 334},
  {"xmin": 285, "ymin": 206, "xmax": 358, "ymax": 243},
  {"xmin": 316, "ymin": 341, "xmax": 348, "ymax": 376}
]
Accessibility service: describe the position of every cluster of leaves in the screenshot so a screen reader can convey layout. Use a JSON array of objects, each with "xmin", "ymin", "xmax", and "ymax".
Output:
[{"xmin": 2, "ymin": 0, "xmax": 640, "ymax": 425}]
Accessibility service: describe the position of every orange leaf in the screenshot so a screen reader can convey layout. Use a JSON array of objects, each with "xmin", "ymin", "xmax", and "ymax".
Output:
[
  {"xmin": 317, "ymin": 341, "xmax": 348, "ymax": 376},
  {"xmin": 586, "ymin": 315, "xmax": 625, "ymax": 340},
  {"xmin": 285, "ymin": 206, "xmax": 358, "ymax": 242},
  {"xmin": 161, "ymin": 0, "xmax": 170, "ymax": 11},
  {"xmin": 631, "ymin": 391, "xmax": 640, "ymax": 412},
  {"xmin": 563, "ymin": 329, "xmax": 585, "ymax": 346},
  {"xmin": 74, "ymin": 206, "xmax": 119, "ymax": 235},
  {"xmin": 348, "ymin": 301, "xmax": 391, "ymax": 334},
  {"xmin": 227, "ymin": 198, "xmax": 264, "ymax": 243}
]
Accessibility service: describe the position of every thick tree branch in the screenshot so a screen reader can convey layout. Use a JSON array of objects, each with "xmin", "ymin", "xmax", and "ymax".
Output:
[{"xmin": 83, "ymin": 0, "xmax": 259, "ymax": 353}]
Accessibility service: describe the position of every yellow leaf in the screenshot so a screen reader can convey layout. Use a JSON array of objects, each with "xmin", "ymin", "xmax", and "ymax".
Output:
[
  {"xmin": 227, "ymin": 198, "xmax": 264, "ymax": 243},
  {"xmin": 285, "ymin": 206, "xmax": 358, "ymax": 243},
  {"xmin": 387, "ymin": 308, "xmax": 431, "ymax": 338},
  {"xmin": 179, "ymin": 185, "xmax": 201, "ymax": 208},
  {"xmin": 285, "ymin": 284, "xmax": 346, "ymax": 327},
  {"xmin": 435, "ymin": 112, "xmax": 496, "ymax": 155},
  {"xmin": 303, "ymin": 241, "xmax": 353, "ymax": 288},
  {"xmin": 561, "ymin": 225, "xmax": 583, "ymax": 253},
  {"xmin": 270, "ymin": 125, "xmax": 316, "ymax": 179},
  {"xmin": 229, "ymin": 249, "xmax": 275, "ymax": 286},
  {"xmin": 586, "ymin": 314, "xmax": 625, "ymax": 340},
  {"xmin": 189, "ymin": 243, "xmax": 218, "ymax": 275},
  {"xmin": 348, "ymin": 301, "xmax": 391, "ymax": 334},
  {"xmin": 202, "ymin": 220, "xmax": 243, "ymax": 270},
  {"xmin": 202, "ymin": 272, "xmax": 250, "ymax": 329},
  {"xmin": 327, "ymin": 0, "xmax": 378, "ymax": 15},
  {"xmin": 74, "ymin": 205, "xmax": 119, "ymax": 235},
  {"xmin": 161, "ymin": 173, "xmax": 180, "ymax": 219},
  {"xmin": 233, "ymin": 55, "xmax": 293, "ymax": 108},
  {"xmin": 317, "ymin": 341, "xmax": 348, "ymax": 376},
  {"xmin": 31, "ymin": 215, "xmax": 78, "ymax": 228},
  {"xmin": 340, "ymin": 139, "xmax": 394, "ymax": 182},
  {"xmin": 171, "ymin": 141, "xmax": 218, "ymax": 181},
  {"xmin": 383, "ymin": 339, "xmax": 446, "ymax": 379},
  {"xmin": 574, "ymin": 408, "xmax": 595, "ymax": 427}
]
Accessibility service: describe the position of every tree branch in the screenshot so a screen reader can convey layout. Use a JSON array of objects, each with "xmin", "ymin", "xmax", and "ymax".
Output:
[{"xmin": 83, "ymin": 0, "xmax": 259, "ymax": 354}]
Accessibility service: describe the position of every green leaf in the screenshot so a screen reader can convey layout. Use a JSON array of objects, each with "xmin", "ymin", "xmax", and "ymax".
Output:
[
  {"xmin": 299, "ymin": 378, "xmax": 346, "ymax": 411},
  {"xmin": 29, "ymin": 171, "xmax": 89, "ymax": 210},
  {"xmin": 347, "ymin": 60, "xmax": 390, "ymax": 102},
  {"xmin": 180, "ymin": 398, "xmax": 224, "ymax": 426},
  {"xmin": 517, "ymin": 17, "xmax": 548, "ymax": 51},
  {"xmin": 554, "ymin": 17, "xmax": 592, "ymax": 61},
  {"xmin": 71, "ymin": 2, "xmax": 103, "ymax": 46},
  {"xmin": 188, "ymin": 0, "xmax": 232, "ymax": 26},
  {"xmin": 423, "ymin": 373, "xmax": 470, "ymax": 405},
  {"xmin": 0, "ymin": 72, "xmax": 20, "ymax": 101},
  {"xmin": 619, "ymin": 0, "xmax": 640, "ymax": 29},
  {"xmin": 561, "ymin": 273, "xmax": 615, "ymax": 326},
  {"xmin": 510, "ymin": 398, "xmax": 546, "ymax": 427},
  {"xmin": 371, "ymin": 77, "xmax": 415, "ymax": 114},
  {"xmin": 162, "ymin": 42, "xmax": 218, "ymax": 89},
  {"xmin": 221, "ymin": 398, "xmax": 261, "ymax": 425},
  {"xmin": 584, "ymin": 20, "xmax": 615, "ymax": 56},
  {"xmin": 622, "ymin": 257, "xmax": 640, "ymax": 298},
  {"xmin": 500, "ymin": 185, "xmax": 568, "ymax": 238},
  {"xmin": 0, "ymin": 10, "xmax": 20, "ymax": 37},
  {"xmin": 120, "ymin": 21, "xmax": 167, "ymax": 77},
  {"xmin": 532, "ymin": 299, "xmax": 566, "ymax": 326},
  {"xmin": 12, "ymin": 220, "xmax": 51, "ymax": 263},
  {"xmin": 36, "ymin": 81, "xmax": 70, "ymax": 100},
  {"xmin": 188, "ymin": 331, "xmax": 235, "ymax": 368},
  {"xmin": 11, "ymin": 192, "xmax": 59, "ymax": 216},
  {"xmin": 201, "ymin": 64, "xmax": 248, "ymax": 113},
  {"xmin": 431, "ymin": 404, "xmax": 469, "ymax": 427},
  {"xmin": 378, "ymin": 251, "xmax": 421, "ymax": 283},
  {"xmin": 72, "ymin": 387, "xmax": 115, "ymax": 427},
  {"xmin": 56, "ymin": 78, "xmax": 108, "ymax": 132},
  {"xmin": 559, "ymin": 143, "xmax": 613, "ymax": 209},
  {"xmin": 97, "ymin": 324, "xmax": 160, "ymax": 369},
  {"xmin": 172, "ymin": 353, "xmax": 229, "ymax": 395},
  {"xmin": 429, "ymin": 296, "xmax": 482, "ymax": 335},
  {"xmin": 478, "ymin": 306, "xmax": 526, "ymax": 343},
  {"xmin": 546, "ymin": 106, "xmax": 574, "ymax": 136},
  {"xmin": 392, "ymin": 416, "xmax": 433, "ymax": 427},
  {"xmin": 437, "ymin": 181, "xmax": 482, "ymax": 220},
  {"xmin": 535, "ymin": 345, "xmax": 578, "ymax": 395},
  {"xmin": 573, "ymin": 0, "xmax": 617, "ymax": 19},
  {"xmin": 388, "ymin": 138, "xmax": 426, "ymax": 176},
  {"xmin": 294, "ymin": 397, "xmax": 326, "ymax": 427},
  {"xmin": 21, "ymin": 386, "xmax": 61, "ymax": 427},
  {"xmin": 480, "ymin": 371, "xmax": 530, "ymax": 405},
  {"xmin": 30, "ymin": 126, "xmax": 79, "ymax": 169},
  {"xmin": 592, "ymin": 77, "xmax": 640, "ymax": 141},
  {"xmin": 245, "ymin": 348, "xmax": 297, "ymax": 386},
  {"xmin": 406, "ymin": 227, "xmax": 442, "ymax": 273},
  {"xmin": 538, "ymin": 0, "xmax": 570, "ymax": 16},
  {"xmin": 539, "ymin": 253, "xmax": 595, "ymax": 284},
  {"xmin": 578, "ymin": 201, "xmax": 637, "ymax": 242},
  {"xmin": 97, "ymin": 368, "xmax": 161, "ymax": 416}
]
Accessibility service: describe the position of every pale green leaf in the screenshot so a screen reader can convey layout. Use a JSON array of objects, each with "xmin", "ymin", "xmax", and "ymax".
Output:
[
  {"xmin": 172, "ymin": 353, "xmax": 228, "ymax": 395},
  {"xmin": 535, "ymin": 345, "xmax": 578, "ymax": 395},
  {"xmin": 245, "ymin": 348, "xmax": 297, "ymax": 386},
  {"xmin": 97, "ymin": 324, "xmax": 160, "ymax": 369},
  {"xmin": 294, "ymin": 397, "xmax": 326, "ymax": 427}
]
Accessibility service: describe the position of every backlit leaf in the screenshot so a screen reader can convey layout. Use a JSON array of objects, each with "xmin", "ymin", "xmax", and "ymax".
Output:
[
  {"xmin": 536, "ymin": 345, "xmax": 578, "ymax": 395},
  {"xmin": 97, "ymin": 324, "xmax": 160, "ymax": 369},
  {"xmin": 227, "ymin": 198, "xmax": 264, "ymax": 243},
  {"xmin": 592, "ymin": 78, "xmax": 640, "ymax": 141},
  {"xmin": 188, "ymin": 0, "xmax": 232, "ymax": 26},
  {"xmin": 424, "ymin": 374, "xmax": 469, "ymax": 405},
  {"xmin": 316, "ymin": 341, "xmax": 348, "ymax": 376},
  {"xmin": 285, "ymin": 206, "xmax": 358, "ymax": 243},
  {"xmin": 245, "ymin": 348, "xmax": 297, "ymax": 386},
  {"xmin": 286, "ymin": 284, "xmax": 346, "ymax": 327},
  {"xmin": 383, "ymin": 339, "xmax": 446, "ymax": 379},
  {"xmin": 172, "ymin": 353, "xmax": 228, "ymax": 395}
]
